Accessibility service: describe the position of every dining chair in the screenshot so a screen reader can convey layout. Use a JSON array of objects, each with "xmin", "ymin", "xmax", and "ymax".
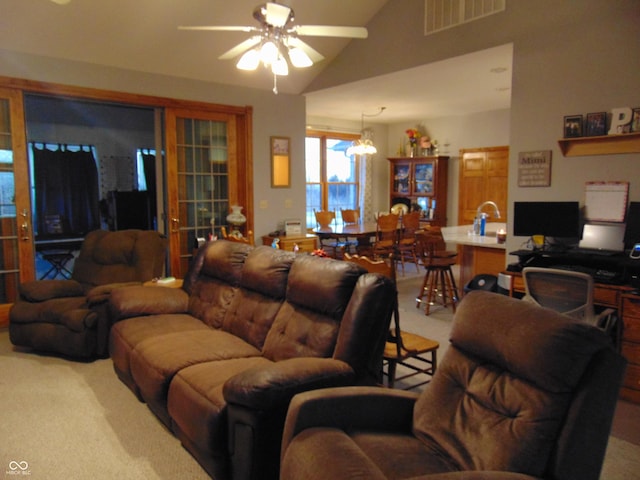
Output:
[
  {"xmin": 344, "ymin": 252, "xmax": 439, "ymax": 390},
  {"xmin": 340, "ymin": 208, "xmax": 360, "ymax": 225},
  {"xmin": 313, "ymin": 209, "xmax": 346, "ymax": 258},
  {"xmin": 396, "ymin": 211, "xmax": 421, "ymax": 275},
  {"xmin": 415, "ymin": 229, "xmax": 459, "ymax": 315},
  {"xmin": 372, "ymin": 212, "xmax": 399, "ymax": 260},
  {"xmin": 340, "ymin": 208, "xmax": 360, "ymax": 254}
]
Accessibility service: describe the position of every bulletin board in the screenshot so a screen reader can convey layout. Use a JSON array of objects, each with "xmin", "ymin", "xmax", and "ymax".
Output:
[{"xmin": 584, "ymin": 181, "xmax": 629, "ymax": 222}]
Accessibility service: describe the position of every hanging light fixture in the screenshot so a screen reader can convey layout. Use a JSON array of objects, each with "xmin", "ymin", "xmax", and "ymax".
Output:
[{"xmin": 347, "ymin": 107, "xmax": 386, "ymax": 157}]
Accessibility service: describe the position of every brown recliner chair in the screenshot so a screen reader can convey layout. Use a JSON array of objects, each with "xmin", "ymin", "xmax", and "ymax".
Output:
[
  {"xmin": 10, "ymin": 229, "xmax": 167, "ymax": 359},
  {"xmin": 281, "ymin": 290, "xmax": 627, "ymax": 480}
]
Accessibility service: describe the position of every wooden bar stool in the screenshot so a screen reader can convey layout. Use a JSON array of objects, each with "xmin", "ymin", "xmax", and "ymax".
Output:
[{"xmin": 415, "ymin": 230, "xmax": 459, "ymax": 315}]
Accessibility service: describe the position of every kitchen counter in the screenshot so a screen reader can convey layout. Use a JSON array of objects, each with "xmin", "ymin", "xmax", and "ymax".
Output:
[
  {"xmin": 440, "ymin": 223, "xmax": 507, "ymax": 293},
  {"xmin": 441, "ymin": 223, "xmax": 507, "ymax": 250}
]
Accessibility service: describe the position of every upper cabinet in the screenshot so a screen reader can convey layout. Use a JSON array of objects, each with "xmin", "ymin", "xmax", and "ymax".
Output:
[
  {"xmin": 558, "ymin": 132, "xmax": 640, "ymax": 157},
  {"xmin": 388, "ymin": 156, "xmax": 448, "ymax": 226}
]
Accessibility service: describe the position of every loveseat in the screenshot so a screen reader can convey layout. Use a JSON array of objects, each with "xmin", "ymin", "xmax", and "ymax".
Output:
[
  {"xmin": 280, "ymin": 290, "xmax": 627, "ymax": 480},
  {"xmin": 108, "ymin": 240, "xmax": 395, "ymax": 480},
  {"xmin": 10, "ymin": 229, "xmax": 167, "ymax": 359}
]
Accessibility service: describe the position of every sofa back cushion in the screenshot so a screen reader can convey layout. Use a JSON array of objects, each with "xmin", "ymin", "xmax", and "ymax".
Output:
[
  {"xmin": 412, "ymin": 291, "xmax": 612, "ymax": 476},
  {"xmin": 72, "ymin": 229, "xmax": 167, "ymax": 287},
  {"xmin": 262, "ymin": 255, "xmax": 364, "ymax": 361},
  {"xmin": 185, "ymin": 240, "xmax": 252, "ymax": 328},
  {"xmin": 222, "ymin": 247, "xmax": 295, "ymax": 349}
]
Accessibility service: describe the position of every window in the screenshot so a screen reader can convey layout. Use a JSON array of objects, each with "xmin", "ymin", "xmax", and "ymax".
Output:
[{"xmin": 305, "ymin": 132, "xmax": 360, "ymax": 228}]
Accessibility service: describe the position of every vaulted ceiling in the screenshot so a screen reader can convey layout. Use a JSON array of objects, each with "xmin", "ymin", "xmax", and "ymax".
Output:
[{"xmin": 1, "ymin": 0, "xmax": 512, "ymax": 123}]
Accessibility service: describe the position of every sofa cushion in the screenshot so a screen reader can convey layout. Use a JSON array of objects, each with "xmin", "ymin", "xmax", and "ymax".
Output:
[
  {"xmin": 221, "ymin": 247, "xmax": 294, "ymax": 349},
  {"xmin": 412, "ymin": 291, "xmax": 612, "ymax": 476},
  {"xmin": 168, "ymin": 357, "xmax": 274, "ymax": 456},
  {"xmin": 130, "ymin": 329, "xmax": 262, "ymax": 423},
  {"xmin": 110, "ymin": 313, "xmax": 210, "ymax": 385},
  {"xmin": 262, "ymin": 256, "xmax": 364, "ymax": 362}
]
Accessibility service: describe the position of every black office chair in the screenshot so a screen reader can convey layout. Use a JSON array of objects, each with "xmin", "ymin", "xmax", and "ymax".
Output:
[{"xmin": 522, "ymin": 267, "xmax": 616, "ymax": 335}]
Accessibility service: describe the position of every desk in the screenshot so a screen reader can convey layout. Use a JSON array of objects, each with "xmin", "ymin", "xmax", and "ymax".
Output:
[{"xmin": 35, "ymin": 237, "xmax": 83, "ymax": 280}]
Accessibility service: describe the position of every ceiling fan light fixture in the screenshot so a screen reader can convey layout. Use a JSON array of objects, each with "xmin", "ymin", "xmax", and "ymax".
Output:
[
  {"xmin": 236, "ymin": 48, "xmax": 260, "ymax": 70},
  {"xmin": 288, "ymin": 47, "xmax": 313, "ymax": 68},
  {"xmin": 272, "ymin": 55, "xmax": 289, "ymax": 76},
  {"xmin": 260, "ymin": 41, "xmax": 279, "ymax": 65}
]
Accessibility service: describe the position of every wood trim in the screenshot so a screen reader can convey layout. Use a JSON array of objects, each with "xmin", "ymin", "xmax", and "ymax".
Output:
[{"xmin": 0, "ymin": 75, "xmax": 251, "ymax": 115}]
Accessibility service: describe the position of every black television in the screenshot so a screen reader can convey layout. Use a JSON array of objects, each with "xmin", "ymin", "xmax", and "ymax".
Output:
[{"xmin": 513, "ymin": 201, "xmax": 581, "ymax": 238}]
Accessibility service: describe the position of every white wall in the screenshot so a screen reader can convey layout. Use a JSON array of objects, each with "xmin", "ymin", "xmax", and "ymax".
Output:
[{"xmin": 387, "ymin": 109, "xmax": 511, "ymax": 225}]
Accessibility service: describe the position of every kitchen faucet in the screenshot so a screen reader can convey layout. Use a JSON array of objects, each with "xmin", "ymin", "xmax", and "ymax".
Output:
[{"xmin": 474, "ymin": 201, "xmax": 501, "ymax": 235}]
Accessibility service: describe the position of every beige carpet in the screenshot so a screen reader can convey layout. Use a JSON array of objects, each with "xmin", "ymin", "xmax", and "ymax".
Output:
[{"xmin": 1, "ymin": 271, "xmax": 638, "ymax": 479}]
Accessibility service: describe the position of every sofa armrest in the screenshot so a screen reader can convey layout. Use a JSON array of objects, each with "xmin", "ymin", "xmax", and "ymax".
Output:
[
  {"xmin": 281, "ymin": 386, "xmax": 418, "ymax": 456},
  {"xmin": 86, "ymin": 282, "xmax": 142, "ymax": 306},
  {"xmin": 223, "ymin": 357, "xmax": 356, "ymax": 410},
  {"xmin": 18, "ymin": 279, "xmax": 84, "ymax": 302},
  {"xmin": 108, "ymin": 285, "xmax": 189, "ymax": 320}
]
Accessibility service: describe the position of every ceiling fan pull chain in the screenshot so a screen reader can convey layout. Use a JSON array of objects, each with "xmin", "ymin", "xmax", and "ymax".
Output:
[{"xmin": 273, "ymin": 73, "xmax": 278, "ymax": 95}]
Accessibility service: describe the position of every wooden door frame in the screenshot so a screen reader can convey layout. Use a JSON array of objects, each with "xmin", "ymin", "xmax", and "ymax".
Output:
[{"xmin": 0, "ymin": 87, "xmax": 32, "ymax": 326}]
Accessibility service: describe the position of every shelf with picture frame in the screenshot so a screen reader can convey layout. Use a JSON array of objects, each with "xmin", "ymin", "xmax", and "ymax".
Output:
[{"xmin": 558, "ymin": 131, "xmax": 640, "ymax": 157}]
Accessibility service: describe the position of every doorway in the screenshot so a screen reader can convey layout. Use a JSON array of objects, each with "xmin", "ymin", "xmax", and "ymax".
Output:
[{"xmin": 24, "ymin": 95, "xmax": 158, "ymax": 280}]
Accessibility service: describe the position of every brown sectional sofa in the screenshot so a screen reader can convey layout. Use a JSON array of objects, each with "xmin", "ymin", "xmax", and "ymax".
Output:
[{"xmin": 108, "ymin": 240, "xmax": 395, "ymax": 480}]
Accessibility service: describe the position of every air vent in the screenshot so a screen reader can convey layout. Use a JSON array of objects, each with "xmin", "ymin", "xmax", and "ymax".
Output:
[{"xmin": 425, "ymin": 0, "xmax": 505, "ymax": 35}]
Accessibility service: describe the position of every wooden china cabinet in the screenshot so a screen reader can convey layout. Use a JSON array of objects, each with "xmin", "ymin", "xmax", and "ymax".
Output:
[{"xmin": 388, "ymin": 156, "xmax": 449, "ymax": 226}]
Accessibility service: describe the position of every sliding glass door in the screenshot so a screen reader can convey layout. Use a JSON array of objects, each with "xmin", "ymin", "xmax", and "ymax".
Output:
[{"xmin": 0, "ymin": 88, "xmax": 35, "ymax": 324}]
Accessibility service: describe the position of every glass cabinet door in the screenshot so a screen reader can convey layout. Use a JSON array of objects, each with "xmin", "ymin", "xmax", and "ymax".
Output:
[
  {"xmin": 391, "ymin": 162, "xmax": 411, "ymax": 195},
  {"xmin": 413, "ymin": 161, "xmax": 434, "ymax": 195}
]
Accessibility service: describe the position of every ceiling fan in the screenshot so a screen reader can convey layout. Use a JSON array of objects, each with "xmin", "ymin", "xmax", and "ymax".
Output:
[{"xmin": 179, "ymin": 2, "xmax": 368, "ymax": 93}]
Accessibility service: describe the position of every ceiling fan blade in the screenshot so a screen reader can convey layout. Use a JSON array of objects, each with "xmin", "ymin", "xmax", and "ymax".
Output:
[
  {"xmin": 178, "ymin": 25, "xmax": 258, "ymax": 33},
  {"xmin": 286, "ymin": 37, "xmax": 324, "ymax": 63},
  {"xmin": 293, "ymin": 25, "xmax": 368, "ymax": 39},
  {"xmin": 219, "ymin": 36, "xmax": 262, "ymax": 60}
]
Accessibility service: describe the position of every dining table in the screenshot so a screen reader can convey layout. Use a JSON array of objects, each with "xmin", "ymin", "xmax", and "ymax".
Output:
[{"xmin": 312, "ymin": 221, "xmax": 390, "ymax": 252}]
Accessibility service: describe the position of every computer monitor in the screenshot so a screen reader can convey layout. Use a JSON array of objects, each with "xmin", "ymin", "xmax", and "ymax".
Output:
[
  {"xmin": 513, "ymin": 201, "xmax": 581, "ymax": 238},
  {"xmin": 624, "ymin": 202, "xmax": 640, "ymax": 250}
]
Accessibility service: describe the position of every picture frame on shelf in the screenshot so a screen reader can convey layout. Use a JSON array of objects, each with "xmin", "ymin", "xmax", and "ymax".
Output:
[
  {"xmin": 270, "ymin": 136, "xmax": 290, "ymax": 188},
  {"xmin": 564, "ymin": 115, "xmax": 583, "ymax": 138},
  {"xmin": 586, "ymin": 112, "xmax": 607, "ymax": 136},
  {"xmin": 632, "ymin": 107, "xmax": 640, "ymax": 132}
]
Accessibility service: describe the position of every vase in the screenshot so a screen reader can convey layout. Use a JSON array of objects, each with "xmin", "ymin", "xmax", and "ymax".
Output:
[
  {"xmin": 406, "ymin": 144, "xmax": 417, "ymax": 157},
  {"xmin": 226, "ymin": 205, "xmax": 247, "ymax": 237}
]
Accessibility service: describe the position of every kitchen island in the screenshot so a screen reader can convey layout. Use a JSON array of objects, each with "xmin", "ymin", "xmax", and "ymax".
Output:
[{"xmin": 441, "ymin": 223, "xmax": 507, "ymax": 294}]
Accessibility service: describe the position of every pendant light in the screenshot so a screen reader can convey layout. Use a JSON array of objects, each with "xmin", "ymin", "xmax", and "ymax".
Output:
[{"xmin": 347, "ymin": 107, "xmax": 386, "ymax": 157}]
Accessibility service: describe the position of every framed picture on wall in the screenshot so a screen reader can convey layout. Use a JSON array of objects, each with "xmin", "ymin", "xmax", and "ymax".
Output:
[
  {"xmin": 563, "ymin": 115, "xmax": 583, "ymax": 138},
  {"xmin": 270, "ymin": 136, "xmax": 290, "ymax": 188},
  {"xmin": 586, "ymin": 112, "xmax": 607, "ymax": 136}
]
